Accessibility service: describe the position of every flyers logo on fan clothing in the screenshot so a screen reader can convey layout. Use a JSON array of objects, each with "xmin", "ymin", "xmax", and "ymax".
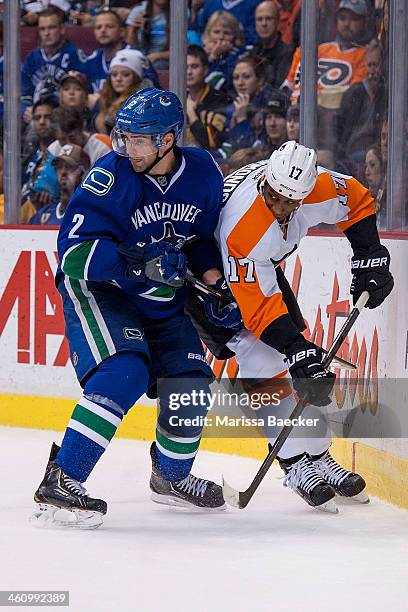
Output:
[
  {"xmin": 283, "ymin": 43, "xmax": 367, "ymax": 103},
  {"xmin": 215, "ymin": 163, "xmax": 375, "ymax": 339}
]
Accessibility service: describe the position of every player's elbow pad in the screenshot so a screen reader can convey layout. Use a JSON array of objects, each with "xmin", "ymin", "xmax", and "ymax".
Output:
[{"xmin": 260, "ymin": 314, "xmax": 303, "ymax": 354}]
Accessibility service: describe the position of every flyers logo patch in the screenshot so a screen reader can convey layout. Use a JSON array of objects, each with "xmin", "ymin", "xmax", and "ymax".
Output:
[{"xmin": 82, "ymin": 168, "xmax": 114, "ymax": 196}]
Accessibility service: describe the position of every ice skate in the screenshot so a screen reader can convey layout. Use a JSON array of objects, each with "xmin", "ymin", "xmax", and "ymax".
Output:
[
  {"xmin": 279, "ymin": 453, "xmax": 338, "ymax": 513},
  {"xmin": 311, "ymin": 449, "xmax": 369, "ymax": 503},
  {"xmin": 150, "ymin": 443, "xmax": 226, "ymax": 511},
  {"xmin": 31, "ymin": 443, "xmax": 107, "ymax": 529}
]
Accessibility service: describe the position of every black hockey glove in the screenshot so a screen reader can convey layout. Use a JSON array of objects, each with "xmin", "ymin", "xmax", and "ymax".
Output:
[
  {"xmin": 350, "ymin": 244, "xmax": 394, "ymax": 309},
  {"xmin": 118, "ymin": 241, "xmax": 187, "ymax": 287},
  {"xmin": 199, "ymin": 278, "xmax": 242, "ymax": 330},
  {"xmin": 284, "ymin": 339, "xmax": 335, "ymax": 407}
]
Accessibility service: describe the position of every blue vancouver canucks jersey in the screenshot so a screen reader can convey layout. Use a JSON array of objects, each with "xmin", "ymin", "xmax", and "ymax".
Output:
[
  {"xmin": 57, "ymin": 147, "xmax": 224, "ymax": 319},
  {"xmin": 21, "ymin": 42, "xmax": 87, "ymax": 110}
]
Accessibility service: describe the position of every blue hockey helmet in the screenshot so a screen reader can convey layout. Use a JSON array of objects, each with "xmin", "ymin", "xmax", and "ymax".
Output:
[{"xmin": 112, "ymin": 87, "xmax": 184, "ymax": 155}]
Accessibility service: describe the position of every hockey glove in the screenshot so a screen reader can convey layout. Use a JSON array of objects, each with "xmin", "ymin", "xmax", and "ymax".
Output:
[
  {"xmin": 350, "ymin": 244, "xmax": 394, "ymax": 309},
  {"xmin": 118, "ymin": 241, "xmax": 187, "ymax": 287},
  {"xmin": 199, "ymin": 278, "xmax": 242, "ymax": 330},
  {"xmin": 284, "ymin": 339, "xmax": 335, "ymax": 407}
]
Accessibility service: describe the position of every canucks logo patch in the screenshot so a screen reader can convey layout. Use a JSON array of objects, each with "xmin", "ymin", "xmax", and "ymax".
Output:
[
  {"xmin": 123, "ymin": 328, "xmax": 144, "ymax": 340},
  {"xmin": 82, "ymin": 168, "xmax": 114, "ymax": 196}
]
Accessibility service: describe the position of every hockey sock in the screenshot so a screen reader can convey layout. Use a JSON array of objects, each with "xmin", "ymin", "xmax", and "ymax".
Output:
[
  {"xmin": 155, "ymin": 373, "xmax": 210, "ymax": 481},
  {"xmin": 56, "ymin": 395, "xmax": 123, "ymax": 482},
  {"xmin": 155, "ymin": 424, "xmax": 202, "ymax": 481},
  {"xmin": 56, "ymin": 352, "xmax": 149, "ymax": 482}
]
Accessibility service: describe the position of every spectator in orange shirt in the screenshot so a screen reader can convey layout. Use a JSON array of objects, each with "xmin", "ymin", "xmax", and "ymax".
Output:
[{"xmin": 282, "ymin": 0, "xmax": 369, "ymax": 106}]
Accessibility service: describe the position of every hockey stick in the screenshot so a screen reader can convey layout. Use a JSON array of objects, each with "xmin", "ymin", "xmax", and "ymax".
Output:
[
  {"xmin": 222, "ymin": 290, "xmax": 370, "ymax": 509},
  {"xmin": 185, "ymin": 273, "xmax": 356, "ymax": 370}
]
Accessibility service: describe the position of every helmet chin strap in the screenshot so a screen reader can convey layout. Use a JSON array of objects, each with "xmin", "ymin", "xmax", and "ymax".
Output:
[{"xmin": 132, "ymin": 141, "xmax": 175, "ymax": 175}]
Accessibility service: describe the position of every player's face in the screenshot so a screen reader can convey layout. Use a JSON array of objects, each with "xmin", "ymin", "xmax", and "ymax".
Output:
[
  {"xmin": 121, "ymin": 134, "xmax": 159, "ymax": 171},
  {"xmin": 336, "ymin": 9, "xmax": 365, "ymax": 43},
  {"xmin": 255, "ymin": 3, "xmax": 279, "ymax": 40},
  {"xmin": 38, "ymin": 16, "xmax": 64, "ymax": 48},
  {"xmin": 110, "ymin": 67, "xmax": 136, "ymax": 94},
  {"xmin": 60, "ymin": 81, "xmax": 87, "ymax": 109},
  {"xmin": 187, "ymin": 56, "xmax": 207, "ymax": 88},
  {"xmin": 94, "ymin": 14, "xmax": 123, "ymax": 45},
  {"xmin": 233, "ymin": 62, "xmax": 260, "ymax": 97},
  {"xmin": 262, "ymin": 181, "xmax": 300, "ymax": 222},
  {"xmin": 265, "ymin": 112, "xmax": 287, "ymax": 143}
]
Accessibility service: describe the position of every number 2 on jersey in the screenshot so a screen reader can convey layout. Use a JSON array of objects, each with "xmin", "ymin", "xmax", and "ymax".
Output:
[
  {"xmin": 228, "ymin": 256, "xmax": 256, "ymax": 283},
  {"xmin": 68, "ymin": 214, "xmax": 85, "ymax": 238}
]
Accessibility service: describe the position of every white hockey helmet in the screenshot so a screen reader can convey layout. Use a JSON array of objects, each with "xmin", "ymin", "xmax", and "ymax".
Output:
[{"xmin": 265, "ymin": 140, "xmax": 317, "ymax": 200}]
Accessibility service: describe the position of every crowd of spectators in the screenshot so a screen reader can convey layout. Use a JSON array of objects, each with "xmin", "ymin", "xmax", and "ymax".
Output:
[{"xmin": 0, "ymin": 0, "xmax": 392, "ymax": 227}]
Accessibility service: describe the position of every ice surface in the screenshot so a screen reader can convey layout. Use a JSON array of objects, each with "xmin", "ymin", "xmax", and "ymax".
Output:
[{"xmin": 1, "ymin": 427, "xmax": 407, "ymax": 612}]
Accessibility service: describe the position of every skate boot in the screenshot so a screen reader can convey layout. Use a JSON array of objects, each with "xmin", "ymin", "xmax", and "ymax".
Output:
[
  {"xmin": 311, "ymin": 449, "xmax": 369, "ymax": 503},
  {"xmin": 279, "ymin": 453, "xmax": 338, "ymax": 513},
  {"xmin": 150, "ymin": 443, "xmax": 226, "ymax": 510},
  {"xmin": 31, "ymin": 443, "xmax": 107, "ymax": 529}
]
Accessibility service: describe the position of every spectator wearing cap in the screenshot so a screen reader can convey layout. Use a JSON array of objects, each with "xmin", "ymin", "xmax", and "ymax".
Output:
[
  {"xmin": 84, "ymin": 10, "xmax": 159, "ymax": 96},
  {"xmin": 286, "ymin": 104, "xmax": 299, "ymax": 141},
  {"xmin": 29, "ymin": 143, "xmax": 90, "ymax": 226},
  {"xmin": 251, "ymin": 1, "xmax": 293, "ymax": 89},
  {"xmin": 256, "ymin": 91, "xmax": 289, "ymax": 155},
  {"xmin": 95, "ymin": 48, "xmax": 153, "ymax": 134},
  {"xmin": 21, "ymin": 6, "xmax": 87, "ymax": 123},
  {"xmin": 21, "ymin": 97, "xmax": 59, "ymax": 220},
  {"xmin": 60, "ymin": 71, "xmax": 96, "ymax": 132},
  {"xmin": 282, "ymin": 0, "xmax": 369, "ymax": 107},
  {"xmin": 21, "ymin": 1, "xmax": 75, "ymax": 26},
  {"xmin": 48, "ymin": 106, "xmax": 111, "ymax": 166},
  {"xmin": 185, "ymin": 45, "xmax": 229, "ymax": 152}
]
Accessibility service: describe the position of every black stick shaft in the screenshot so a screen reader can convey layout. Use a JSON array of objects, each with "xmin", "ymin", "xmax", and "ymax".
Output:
[{"xmin": 235, "ymin": 291, "xmax": 369, "ymax": 508}]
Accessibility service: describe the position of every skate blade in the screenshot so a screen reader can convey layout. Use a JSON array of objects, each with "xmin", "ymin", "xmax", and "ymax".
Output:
[
  {"xmin": 30, "ymin": 504, "xmax": 104, "ymax": 530},
  {"xmin": 338, "ymin": 491, "xmax": 370, "ymax": 504},
  {"xmin": 150, "ymin": 492, "xmax": 226, "ymax": 512},
  {"xmin": 315, "ymin": 498, "xmax": 339, "ymax": 514}
]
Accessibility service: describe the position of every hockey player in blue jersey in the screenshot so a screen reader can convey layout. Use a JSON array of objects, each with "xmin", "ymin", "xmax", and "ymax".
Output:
[{"xmin": 32, "ymin": 87, "xmax": 230, "ymax": 528}]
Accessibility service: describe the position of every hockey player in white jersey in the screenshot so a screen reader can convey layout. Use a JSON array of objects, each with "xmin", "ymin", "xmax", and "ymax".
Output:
[{"xmin": 203, "ymin": 141, "xmax": 394, "ymax": 512}]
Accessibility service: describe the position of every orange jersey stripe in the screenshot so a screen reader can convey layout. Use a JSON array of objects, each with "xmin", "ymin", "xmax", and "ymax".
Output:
[{"xmin": 226, "ymin": 194, "xmax": 274, "ymax": 257}]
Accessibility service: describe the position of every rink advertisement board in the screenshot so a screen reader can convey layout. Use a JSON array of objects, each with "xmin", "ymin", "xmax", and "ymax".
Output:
[{"xmin": 0, "ymin": 227, "xmax": 408, "ymax": 506}]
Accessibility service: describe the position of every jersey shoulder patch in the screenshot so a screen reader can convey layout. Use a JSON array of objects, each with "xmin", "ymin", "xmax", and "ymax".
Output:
[{"xmin": 82, "ymin": 167, "xmax": 115, "ymax": 196}]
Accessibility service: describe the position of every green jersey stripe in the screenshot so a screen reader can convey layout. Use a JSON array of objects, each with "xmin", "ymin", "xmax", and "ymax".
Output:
[
  {"xmin": 78, "ymin": 280, "xmax": 116, "ymax": 356},
  {"xmin": 72, "ymin": 404, "xmax": 117, "ymax": 441},
  {"xmin": 69, "ymin": 279, "xmax": 111, "ymax": 361},
  {"xmin": 155, "ymin": 440, "xmax": 198, "ymax": 460},
  {"xmin": 156, "ymin": 423, "xmax": 201, "ymax": 444},
  {"xmin": 67, "ymin": 419, "xmax": 109, "ymax": 449},
  {"xmin": 62, "ymin": 240, "xmax": 96, "ymax": 279},
  {"xmin": 64, "ymin": 277, "xmax": 100, "ymax": 363},
  {"xmin": 80, "ymin": 397, "xmax": 122, "ymax": 428},
  {"xmin": 156, "ymin": 431, "xmax": 200, "ymax": 455}
]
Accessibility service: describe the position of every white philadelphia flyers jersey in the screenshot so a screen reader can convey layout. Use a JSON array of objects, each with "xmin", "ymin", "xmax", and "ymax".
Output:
[{"xmin": 215, "ymin": 161, "xmax": 375, "ymax": 339}]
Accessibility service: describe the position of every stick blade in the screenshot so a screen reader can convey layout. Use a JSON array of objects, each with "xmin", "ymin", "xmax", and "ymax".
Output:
[{"xmin": 222, "ymin": 476, "xmax": 244, "ymax": 509}]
